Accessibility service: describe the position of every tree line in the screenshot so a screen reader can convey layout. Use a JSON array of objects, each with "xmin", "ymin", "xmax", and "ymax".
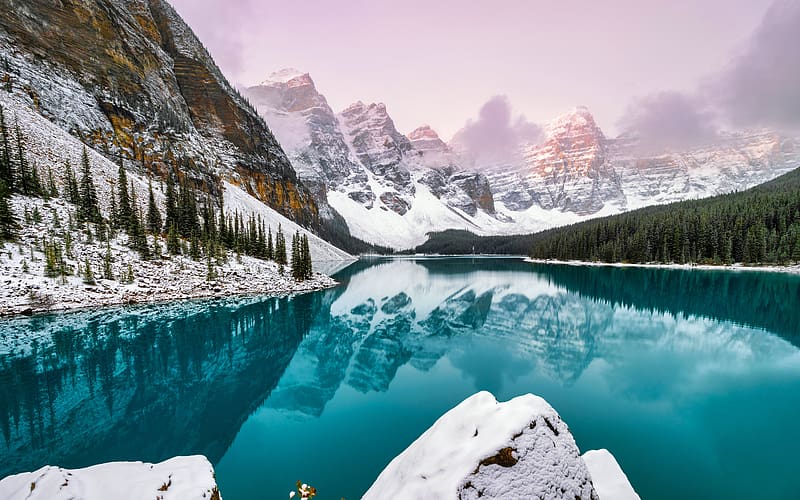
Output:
[
  {"xmin": 528, "ymin": 167, "xmax": 800, "ymax": 265},
  {"xmin": 0, "ymin": 103, "xmax": 314, "ymax": 280}
]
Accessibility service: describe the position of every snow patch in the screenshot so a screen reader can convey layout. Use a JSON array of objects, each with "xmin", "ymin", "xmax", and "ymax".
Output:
[
  {"xmin": 582, "ymin": 449, "xmax": 640, "ymax": 500},
  {"xmin": 0, "ymin": 455, "xmax": 220, "ymax": 500}
]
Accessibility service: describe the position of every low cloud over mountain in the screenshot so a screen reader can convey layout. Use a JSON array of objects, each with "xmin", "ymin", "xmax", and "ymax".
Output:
[{"xmin": 453, "ymin": 95, "xmax": 544, "ymax": 166}]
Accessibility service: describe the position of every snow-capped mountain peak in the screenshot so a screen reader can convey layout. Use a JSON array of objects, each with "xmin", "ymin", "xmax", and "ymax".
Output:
[
  {"xmin": 408, "ymin": 124, "xmax": 449, "ymax": 154},
  {"xmin": 543, "ymin": 106, "xmax": 604, "ymax": 142},
  {"xmin": 260, "ymin": 67, "xmax": 309, "ymax": 86}
]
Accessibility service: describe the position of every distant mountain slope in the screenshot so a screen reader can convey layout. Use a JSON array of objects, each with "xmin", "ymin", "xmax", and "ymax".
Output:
[
  {"xmin": 0, "ymin": 0, "xmax": 318, "ymax": 227},
  {"xmin": 527, "ymin": 166, "xmax": 800, "ymax": 264},
  {"xmin": 417, "ymin": 166, "xmax": 800, "ymax": 260},
  {"xmin": 246, "ymin": 68, "xmax": 798, "ymax": 249}
]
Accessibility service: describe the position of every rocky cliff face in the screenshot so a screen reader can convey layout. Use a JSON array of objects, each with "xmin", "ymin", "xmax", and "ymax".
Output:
[
  {"xmin": 245, "ymin": 71, "xmax": 498, "ymax": 245},
  {"xmin": 485, "ymin": 107, "xmax": 799, "ymax": 217},
  {"xmin": 488, "ymin": 107, "xmax": 625, "ymax": 215},
  {"xmin": 0, "ymin": 0, "xmax": 318, "ymax": 227}
]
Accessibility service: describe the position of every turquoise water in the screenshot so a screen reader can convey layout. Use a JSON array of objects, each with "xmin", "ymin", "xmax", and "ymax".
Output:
[{"xmin": 1, "ymin": 257, "xmax": 799, "ymax": 499}]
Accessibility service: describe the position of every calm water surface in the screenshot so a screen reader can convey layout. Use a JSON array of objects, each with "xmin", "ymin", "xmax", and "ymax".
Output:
[{"xmin": 1, "ymin": 257, "xmax": 799, "ymax": 499}]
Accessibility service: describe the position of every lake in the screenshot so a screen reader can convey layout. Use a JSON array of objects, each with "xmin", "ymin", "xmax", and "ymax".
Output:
[{"xmin": 1, "ymin": 257, "xmax": 799, "ymax": 499}]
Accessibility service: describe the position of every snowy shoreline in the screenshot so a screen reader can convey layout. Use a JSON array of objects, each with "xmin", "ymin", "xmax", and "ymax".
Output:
[
  {"xmin": 0, "ymin": 270, "xmax": 339, "ymax": 319},
  {"xmin": 525, "ymin": 257, "xmax": 800, "ymax": 275}
]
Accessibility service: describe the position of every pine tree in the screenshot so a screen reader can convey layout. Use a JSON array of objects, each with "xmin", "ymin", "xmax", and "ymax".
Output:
[
  {"xmin": 0, "ymin": 104, "xmax": 12, "ymax": 190},
  {"xmin": 302, "ymin": 234, "xmax": 312, "ymax": 279},
  {"xmin": 13, "ymin": 122, "xmax": 30, "ymax": 195},
  {"xmin": 46, "ymin": 165, "xmax": 58, "ymax": 198},
  {"xmin": 189, "ymin": 230, "xmax": 200, "ymax": 260},
  {"xmin": 275, "ymin": 224, "xmax": 287, "ymax": 271},
  {"xmin": 146, "ymin": 178, "xmax": 162, "ymax": 234},
  {"xmin": 116, "ymin": 161, "xmax": 132, "ymax": 230},
  {"xmin": 0, "ymin": 179, "xmax": 17, "ymax": 240},
  {"xmin": 291, "ymin": 231, "xmax": 300, "ymax": 279},
  {"xmin": 128, "ymin": 186, "xmax": 149, "ymax": 258},
  {"xmin": 163, "ymin": 174, "xmax": 178, "ymax": 233},
  {"xmin": 64, "ymin": 160, "xmax": 79, "ymax": 204},
  {"xmin": 103, "ymin": 241, "xmax": 114, "ymax": 280},
  {"xmin": 267, "ymin": 226, "xmax": 273, "ymax": 260},
  {"xmin": 167, "ymin": 223, "xmax": 180, "ymax": 254},
  {"xmin": 78, "ymin": 147, "xmax": 101, "ymax": 223},
  {"xmin": 44, "ymin": 240, "xmax": 58, "ymax": 278}
]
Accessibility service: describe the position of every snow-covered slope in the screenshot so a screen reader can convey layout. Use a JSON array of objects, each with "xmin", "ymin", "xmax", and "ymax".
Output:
[
  {"xmin": 0, "ymin": 456, "xmax": 220, "ymax": 500},
  {"xmin": 0, "ymin": 91, "xmax": 351, "ymax": 264},
  {"xmin": 0, "ymin": 85, "xmax": 350, "ymax": 316},
  {"xmin": 248, "ymin": 70, "xmax": 799, "ymax": 250},
  {"xmin": 364, "ymin": 391, "xmax": 630, "ymax": 499},
  {"xmin": 0, "ymin": 0, "xmax": 319, "ymax": 227},
  {"xmin": 245, "ymin": 71, "xmax": 503, "ymax": 249}
]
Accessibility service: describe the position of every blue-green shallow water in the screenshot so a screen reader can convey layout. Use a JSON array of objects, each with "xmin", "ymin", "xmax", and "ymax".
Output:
[{"xmin": 1, "ymin": 257, "xmax": 800, "ymax": 499}]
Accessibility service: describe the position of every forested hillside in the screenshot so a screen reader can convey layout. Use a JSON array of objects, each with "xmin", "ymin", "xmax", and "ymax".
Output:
[{"xmin": 528, "ymin": 167, "xmax": 800, "ymax": 264}]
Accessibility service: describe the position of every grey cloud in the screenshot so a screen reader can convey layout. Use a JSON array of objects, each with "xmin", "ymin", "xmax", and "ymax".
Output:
[
  {"xmin": 617, "ymin": 91, "xmax": 719, "ymax": 153},
  {"xmin": 455, "ymin": 95, "xmax": 543, "ymax": 166},
  {"xmin": 713, "ymin": 0, "xmax": 800, "ymax": 130}
]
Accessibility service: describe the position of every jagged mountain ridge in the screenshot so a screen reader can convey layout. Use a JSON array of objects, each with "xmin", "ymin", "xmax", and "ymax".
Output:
[
  {"xmin": 0, "ymin": 0, "xmax": 318, "ymax": 227},
  {"xmin": 247, "ymin": 70, "xmax": 798, "ymax": 250},
  {"xmin": 486, "ymin": 106, "xmax": 800, "ymax": 215},
  {"xmin": 245, "ymin": 71, "xmax": 499, "ymax": 249}
]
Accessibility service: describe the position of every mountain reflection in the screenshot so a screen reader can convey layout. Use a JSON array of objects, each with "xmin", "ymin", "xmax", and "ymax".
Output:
[
  {"xmin": 1, "ymin": 257, "xmax": 798, "ymax": 479},
  {"xmin": 0, "ymin": 294, "xmax": 320, "ymax": 478},
  {"xmin": 266, "ymin": 258, "xmax": 799, "ymax": 417}
]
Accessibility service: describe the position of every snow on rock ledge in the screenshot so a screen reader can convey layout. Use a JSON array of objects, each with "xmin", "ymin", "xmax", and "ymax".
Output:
[
  {"xmin": 582, "ymin": 449, "xmax": 640, "ymax": 500},
  {"xmin": 0, "ymin": 455, "xmax": 220, "ymax": 500},
  {"xmin": 364, "ymin": 391, "xmax": 603, "ymax": 500}
]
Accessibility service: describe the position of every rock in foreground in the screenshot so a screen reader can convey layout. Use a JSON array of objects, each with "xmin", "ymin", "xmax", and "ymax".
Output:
[
  {"xmin": 582, "ymin": 449, "xmax": 640, "ymax": 500},
  {"xmin": 0, "ymin": 456, "xmax": 220, "ymax": 500},
  {"xmin": 364, "ymin": 391, "xmax": 631, "ymax": 499}
]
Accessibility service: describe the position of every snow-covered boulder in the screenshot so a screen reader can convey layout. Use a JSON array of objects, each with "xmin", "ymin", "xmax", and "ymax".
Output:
[
  {"xmin": 364, "ymin": 391, "xmax": 605, "ymax": 499},
  {"xmin": 0, "ymin": 456, "xmax": 220, "ymax": 500},
  {"xmin": 582, "ymin": 449, "xmax": 640, "ymax": 500}
]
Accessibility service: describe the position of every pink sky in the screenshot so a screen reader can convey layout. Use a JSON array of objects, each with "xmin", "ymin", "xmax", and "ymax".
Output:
[{"xmin": 169, "ymin": 0, "xmax": 778, "ymax": 140}]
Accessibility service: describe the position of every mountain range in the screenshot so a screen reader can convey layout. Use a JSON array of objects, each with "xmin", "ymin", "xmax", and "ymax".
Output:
[
  {"xmin": 0, "ymin": 0, "xmax": 797, "ymax": 255},
  {"xmin": 246, "ymin": 70, "xmax": 800, "ymax": 250}
]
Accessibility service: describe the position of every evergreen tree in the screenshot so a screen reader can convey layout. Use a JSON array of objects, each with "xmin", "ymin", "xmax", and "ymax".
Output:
[
  {"xmin": 64, "ymin": 160, "xmax": 79, "ymax": 204},
  {"xmin": 0, "ymin": 105, "xmax": 12, "ymax": 190},
  {"xmin": 13, "ymin": 122, "xmax": 30, "ymax": 195},
  {"xmin": 266, "ymin": 226, "xmax": 273, "ymax": 260},
  {"xmin": 146, "ymin": 178, "xmax": 162, "ymax": 234},
  {"xmin": 103, "ymin": 241, "xmax": 114, "ymax": 280},
  {"xmin": 189, "ymin": 230, "xmax": 200, "ymax": 260},
  {"xmin": 163, "ymin": 173, "xmax": 178, "ymax": 233},
  {"xmin": 302, "ymin": 234, "xmax": 312, "ymax": 279},
  {"xmin": 167, "ymin": 223, "xmax": 180, "ymax": 255},
  {"xmin": 116, "ymin": 161, "xmax": 132, "ymax": 230},
  {"xmin": 46, "ymin": 165, "xmax": 58, "ymax": 198},
  {"xmin": 0, "ymin": 179, "xmax": 17, "ymax": 240},
  {"xmin": 291, "ymin": 231, "xmax": 300, "ymax": 279},
  {"xmin": 78, "ymin": 147, "xmax": 101, "ymax": 223},
  {"xmin": 128, "ymin": 186, "xmax": 149, "ymax": 258},
  {"xmin": 275, "ymin": 224, "xmax": 287, "ymax": 269}
]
